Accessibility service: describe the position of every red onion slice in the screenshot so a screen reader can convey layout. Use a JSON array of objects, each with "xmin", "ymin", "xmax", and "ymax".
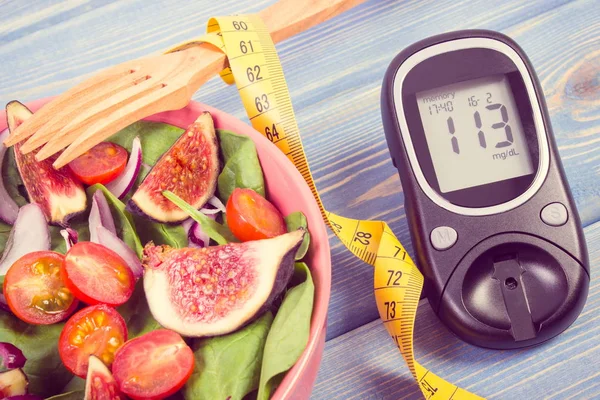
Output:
[
  {"xmin": 60, "ymin": 228, "xmax": 78, "ymax": 251},
  {"xmin": 96, "ymin": 225, "xmax": 143, "ymax": 279},
  {"xmin": 189, "ymin": 221, "xmax": 210, "ymax": 247},
  {"xmin": 0, "ymin": 293, "xmax": 9, "ymax": 313},
  {"xmin": 198, "ymin": 207, "xmax": 221, "ymax": 215},
  {"xmin": 0, "ymin": 204, "xmax": 50, "ymax": 275},
  {"xmin": 183, "ymin": 213, "xmax": 216, "ymax": 248},
  {"xmin": 0, "ymin": 129, "xmax": 19, "ymax": 225},
  {"xmin": 88, "ymin": 190, "xmax": 141, "ymax": 278},
  {"xmin": 182, "ymin": 218, "xmax": 202, "ymax": 248},
  {"xmin": 200, "ymin": 195, "xmax": 226, "ymax": 215},
  {"xmin": 105, "ymin": 136, "xmax": 142, "ymax": 199},
  {"xmin": 181, "ymin": 218, "xmax": 194, "ymax": 234},
  {"xmin": 89, "ymin": 190, "xmax": 116, "ymax": 243},
  {"xmin": 0, "ymin": 342, "xmax": 26, "ymax": 369}
]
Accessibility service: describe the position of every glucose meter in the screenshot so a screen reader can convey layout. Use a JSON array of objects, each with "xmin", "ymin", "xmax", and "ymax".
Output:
[{"xmin": 381, "ymin": 30, "xmax": 589, "ymax": 349}]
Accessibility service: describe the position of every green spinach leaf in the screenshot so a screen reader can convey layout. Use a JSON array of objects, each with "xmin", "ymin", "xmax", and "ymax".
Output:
[
  {"xmin": 50, "ymin": 227, "xmax": 68, "ymax": 254},
  {"xmin": 217, "ymin": 130, "xmax": 265, "ymax": 203},
  {"xmin": 49, "ymin": 220, "xmax": 90, "ymax": 255},
  {"xmin": 2, "ymin": 147, "xmax": 27, "ymax": 206},
  {"xmin": 45, "ymin": 390, "xmax": 85, "ymax": 399},
  {"xmin": 132, "ymin": 215, "xmax": 188, "ymax": 249},
  {"xmin": 87, "ymin": 184, "xmax": 143, "ymax": 257},
  {"xmin": 62, "ymin": 375, "xmax": 85, "ymax": 392},
  {"xmin": 184, "ymin": 312, "xmax": 274, "ymax": 400},
  {"xmin": 107, "ymin": 121, "xmax": 184, "ymax": 167},
  {"xmin": 257, "ymin": 262, "xmax": 314, "ymax": 400},
  {"xmin": 0, "ymin": 313, "xmax": 71, "ymax": 396},
  {"xmin": 284, "ymin": 212, "xmax": 310, "ymax": 260},
  {"xmin": 163, "ymin": 191, "xmax": 237, "ymax": 245},
  {"xmin": 0, "ymin": 221, "xmax": 12, "ymax": 255},
  {"xmin": 118, "ymin": 282, "xmax": 161, "ymax": 338}
]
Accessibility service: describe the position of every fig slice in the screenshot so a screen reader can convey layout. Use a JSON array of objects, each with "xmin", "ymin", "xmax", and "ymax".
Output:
[
  {"xmin": 128, "ymin": 112, "xmax": 220, "ymax": 223},
  {"xmin": 84, "ymin": 355, "xmax": 124, "ymax": 400},
  {"xmin": 143, "ymin": 229, "xmax": 305, "ymax": 337},
  {"xmin": 6, "ymin": 101, "xmax": 86, "ymax": 226},
  {"xmin": 0, "ymin": 368, "xmax": 28, "ymax": 397}
]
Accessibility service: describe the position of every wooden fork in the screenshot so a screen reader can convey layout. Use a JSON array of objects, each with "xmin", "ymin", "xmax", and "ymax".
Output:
[{"xmin": 5, "ymin": 0, "xmax": 366, "ymax": 168}]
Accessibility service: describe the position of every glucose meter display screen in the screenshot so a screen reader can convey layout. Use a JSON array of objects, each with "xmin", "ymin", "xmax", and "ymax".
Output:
[{"xmin": 416, "ymin": 75, "xmax": 534, "ymax": 193}]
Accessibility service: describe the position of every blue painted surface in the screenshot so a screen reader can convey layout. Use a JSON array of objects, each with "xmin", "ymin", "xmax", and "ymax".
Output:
[{"xmin": 0, "ymin": 0, "xmax": 599, "ymax": 398}]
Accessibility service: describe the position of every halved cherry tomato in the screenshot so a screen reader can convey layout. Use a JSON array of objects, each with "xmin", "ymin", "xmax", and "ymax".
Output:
[
  {"xmin": 226, "ymin": 188, "xmax": 286, "ymax": 242},
  {"xmin": 59, "ymin": 304, "xmax": 127, "ymax": 378},
  {"xmin": 62, "ymin": 242, "xmax": 134, "ymax": 306},
  {"xmin": 68, "ymin": 142, "xmax": 128, "ymax": 185},
  {"xmin": 3, "ymin": 251, "xmax": 78, "ymax": 325},
  {"xmin": 112, "ymin": 329, "xmax": 194, "ymax": 400}
]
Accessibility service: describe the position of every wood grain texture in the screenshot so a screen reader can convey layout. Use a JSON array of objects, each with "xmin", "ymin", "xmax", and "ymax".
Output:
[
  {"xmin": 1, "ymin": 0, "xmax": 599, "ymax": 398},
  {"xmin": 312, "ymin": 219, "xmax": 600, "ymax": 399}
]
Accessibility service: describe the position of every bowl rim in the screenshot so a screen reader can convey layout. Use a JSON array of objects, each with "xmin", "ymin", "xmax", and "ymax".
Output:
[{"xmin": 0, "ymin": 98, "xmax": 332, "ymax": 399}]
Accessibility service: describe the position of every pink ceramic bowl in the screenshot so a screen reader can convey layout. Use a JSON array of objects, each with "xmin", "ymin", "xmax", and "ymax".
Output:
[{"xmin": 0, "ymin": 98, "xmax": 331, "ymax": 399}]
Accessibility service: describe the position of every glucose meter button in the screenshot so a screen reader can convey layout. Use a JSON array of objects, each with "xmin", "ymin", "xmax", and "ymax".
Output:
[
  {"xmin": 541, "ymin": 203, "xmax": 568, "ymax": 226},
  {"xmin": 430, "ymin": 226, "xmax": 458, "ymax": 251}
]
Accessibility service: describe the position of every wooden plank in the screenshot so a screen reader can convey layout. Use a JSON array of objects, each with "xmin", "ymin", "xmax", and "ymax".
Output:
[{"xmin": 312, "ymin": 218, "xmax": 600, "ymax": 399}]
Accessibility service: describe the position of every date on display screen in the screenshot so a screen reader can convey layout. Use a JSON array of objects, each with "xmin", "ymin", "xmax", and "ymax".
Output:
[{"xmin": 416, "ymin": 75, "xmax": 534, "ymax": 193}]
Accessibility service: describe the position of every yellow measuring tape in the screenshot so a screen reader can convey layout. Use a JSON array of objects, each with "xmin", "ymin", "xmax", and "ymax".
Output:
[{"xmin": 169, "ymin": 14, "xmax": 484, "ymax": 400}]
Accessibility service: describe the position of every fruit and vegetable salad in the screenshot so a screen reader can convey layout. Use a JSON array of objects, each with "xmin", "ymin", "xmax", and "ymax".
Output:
[{"xmin": 0, "ymin": 101, "xmax": 314, "ymax": 400}]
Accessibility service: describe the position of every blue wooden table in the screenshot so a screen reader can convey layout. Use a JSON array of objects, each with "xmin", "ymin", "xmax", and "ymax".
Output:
[{"xmin": 1, "ymin": 1, "xmax": 599, "ymax": 398}]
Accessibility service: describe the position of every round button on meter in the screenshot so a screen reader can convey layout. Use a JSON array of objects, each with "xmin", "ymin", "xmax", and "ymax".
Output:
[
  {"xmin": 381, "ymin": 29, "xmax": 589, "ymax": 349},
  {"xmin": 541, "ymin": 202, "xmax": 568, "ymax": 226},
  {"xmin": 430, "ymin": 226, "xmax": 458, "ymax": 251}
]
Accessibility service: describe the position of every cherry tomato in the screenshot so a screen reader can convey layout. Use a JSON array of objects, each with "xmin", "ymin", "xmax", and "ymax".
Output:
[
  {"xmin": 59, "ymin": 304, "xmax": 127, "ymax": 378},
  {"xmin": 62, "ymin": 242, "xmax": 134, "ymax": 306},
  {"xmin": 226, "ymin": 188, "xmax": 286, "ymax": 242},
  {"xmin": 3, "ymin": 251, "xmax": 78, "ymax": 325},
  {"xmin": 68, "ymin": 142, "xmax": 128, "ymax": 185},
  {"xmin": 112, "ymin": 329, "xmax": 194, "ymax": 400}
]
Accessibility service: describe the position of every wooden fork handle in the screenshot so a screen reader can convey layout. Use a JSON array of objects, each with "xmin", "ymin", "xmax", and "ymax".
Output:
[{"xmin": 259, "ymin": 0, "xmax": 367, "ymax": 44}]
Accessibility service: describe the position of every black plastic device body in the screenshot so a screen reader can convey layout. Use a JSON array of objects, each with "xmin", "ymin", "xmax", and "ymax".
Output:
[{"xmin": 381, "ymin": 30, "xmax": 589, "ymax": 349}]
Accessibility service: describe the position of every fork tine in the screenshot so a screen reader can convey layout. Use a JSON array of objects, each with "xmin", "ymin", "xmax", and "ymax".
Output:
[
  {"xmin": 4, "ymin": 61, "xmax": 143, "ymax": 147},
  {"xmin": 16, "ymin": 44, "xmax": 224, "ymax": 167},
  {"xmin": 34, "ymin": 81, "xmax": 167, "ymax": 162},
  {"xmin": 33, "ymin": 52, "xmax": 199, "ymax": 162},
  {"xmin": 22, "ymin": 72, "xmax": 158, "ymax": 154},
  {"xmin": 51, "ymin": 85, "xmax": 190, "ymax": 168}
]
